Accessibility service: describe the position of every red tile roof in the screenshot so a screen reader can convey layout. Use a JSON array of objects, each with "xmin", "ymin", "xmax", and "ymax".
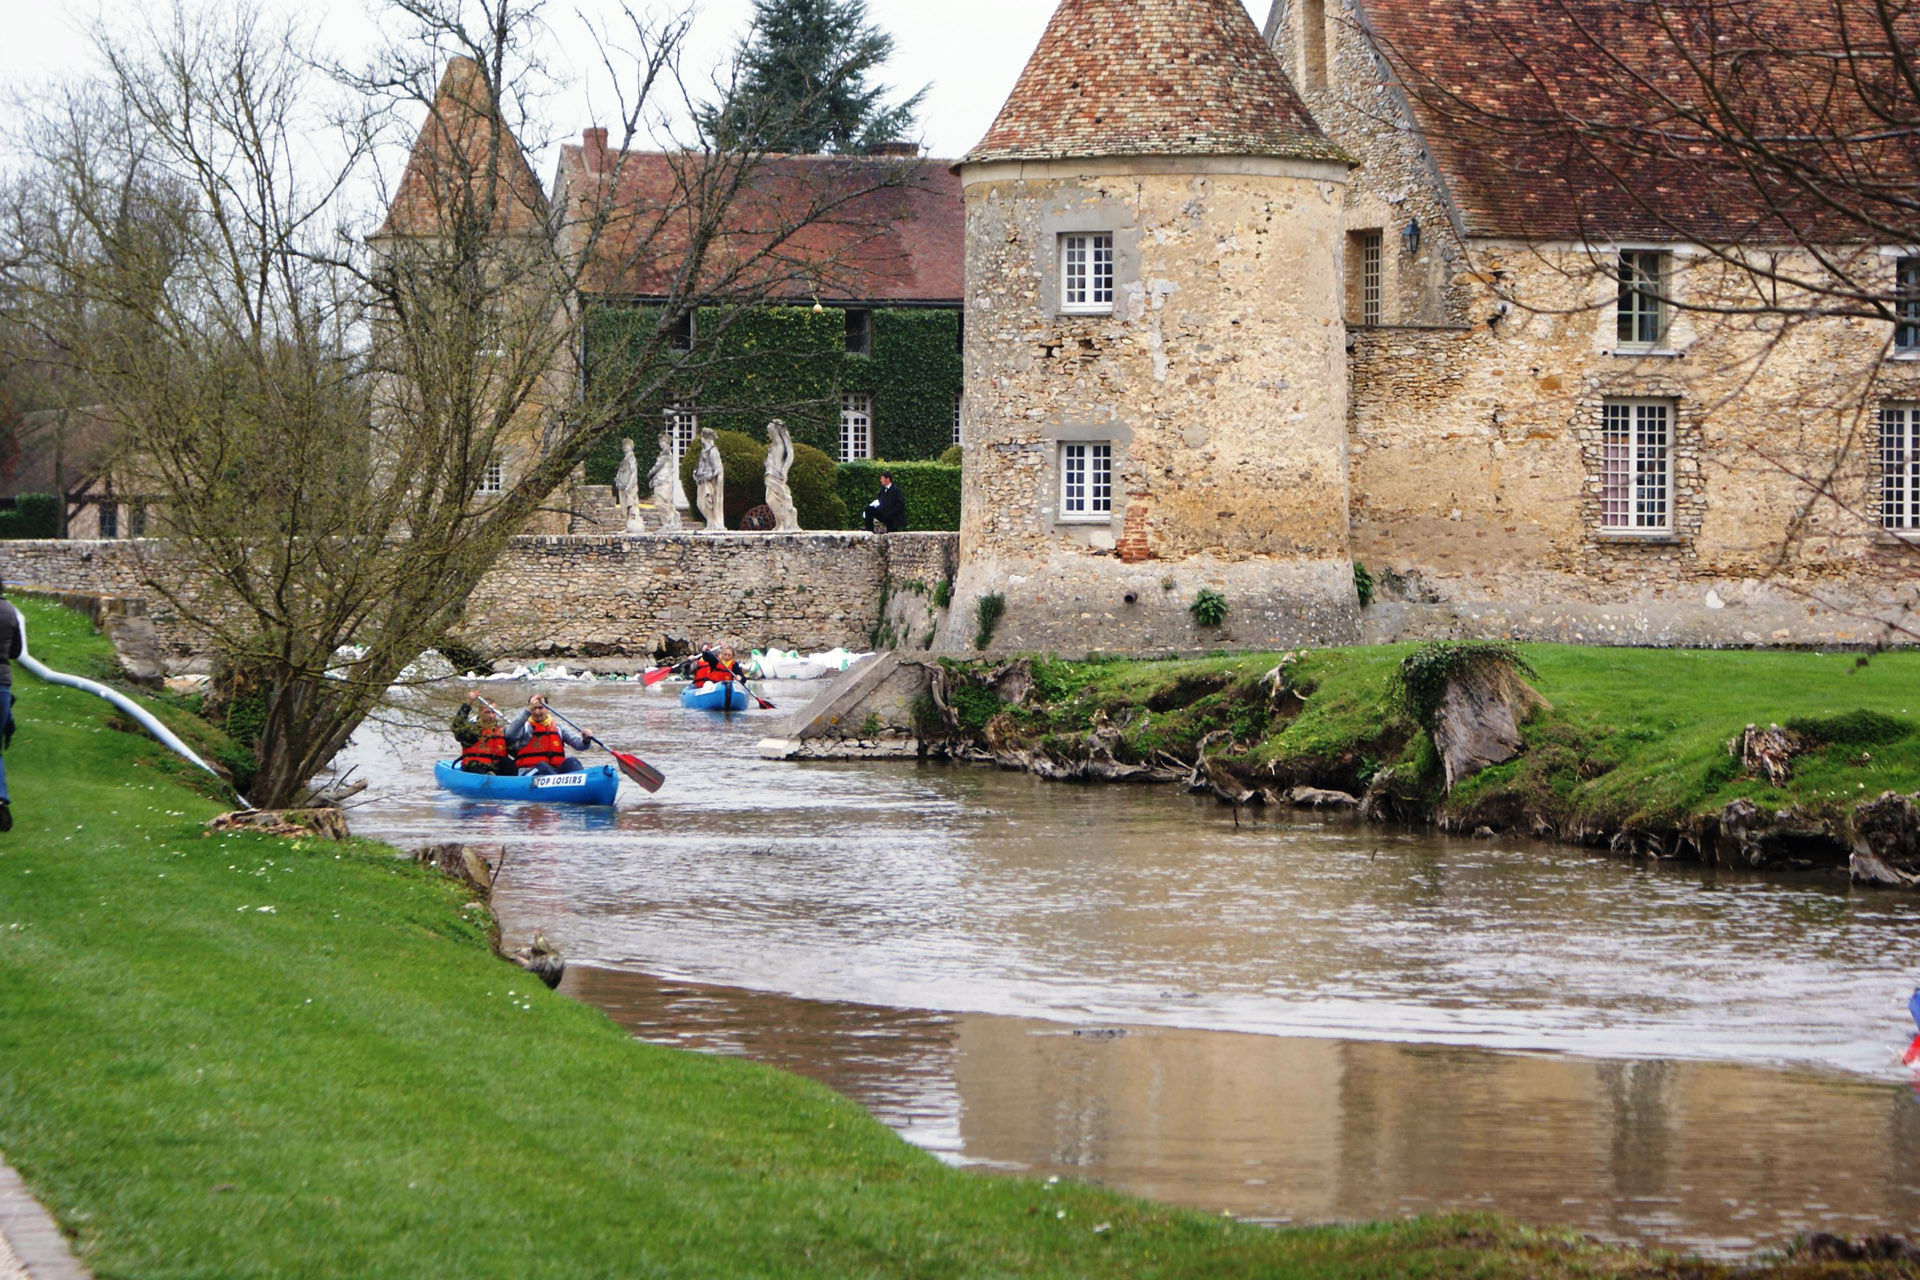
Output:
[
  {"xmin": 1359, "ymin": 0, "xmax": 1915, "ymax": 242},
  {"xmin": 555, "ymin": 146, "xmax": 963, "ymax": 304},
  {"xmin": 379, "ymin": 58, "xmax": 550, "ymax": 239},
  {"xmin": 966, "ymin": 0, "xmax": 1348, "ymax": 166}
]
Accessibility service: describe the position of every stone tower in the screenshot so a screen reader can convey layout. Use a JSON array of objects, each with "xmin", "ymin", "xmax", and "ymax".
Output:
[{"xmin": 940, "ymin": 0, "xmax": 1361, "ymax": 653}]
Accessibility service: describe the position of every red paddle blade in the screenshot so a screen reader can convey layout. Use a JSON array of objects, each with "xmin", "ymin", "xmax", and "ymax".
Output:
[
  {"xmin": 1904, "ymin": 1035, "xmax": 1920, "ymax": 1067},
  {"xmin": 609, "ymin": 749, "xmax": 665, "ymax": 793},
  {"xmin": 641, "ymin": 667, "xmax": 674, "ymax": 686}
]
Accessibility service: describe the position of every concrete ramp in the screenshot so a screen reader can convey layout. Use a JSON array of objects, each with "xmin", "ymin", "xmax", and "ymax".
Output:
[{"xmin": 757, "ymin": 652, "xmax": 933, "ymax": 760}]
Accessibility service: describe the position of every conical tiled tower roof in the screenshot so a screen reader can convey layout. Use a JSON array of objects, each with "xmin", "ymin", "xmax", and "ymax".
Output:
[
  {"xmin": 379, "ymin": 58, "xmax": 550, "ymax": 238},
  {"xmin": 964, "ymin": 0, "xmax": 1350, "ymax": 166}
]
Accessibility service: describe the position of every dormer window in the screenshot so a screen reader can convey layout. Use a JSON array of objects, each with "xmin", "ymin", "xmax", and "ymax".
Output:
[
  {"xmin": 1060, "ymin": 233, "xmax": 1114, "ymax": 314},
  {"xmin": 1617, "ymin": 250, "xmax": 1670, "ymax": 349}
]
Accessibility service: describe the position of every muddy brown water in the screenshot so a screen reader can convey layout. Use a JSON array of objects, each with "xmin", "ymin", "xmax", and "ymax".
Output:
[{"xmin": 341, "ymin": 678, "xmax": 1920, "ymax": 1258}]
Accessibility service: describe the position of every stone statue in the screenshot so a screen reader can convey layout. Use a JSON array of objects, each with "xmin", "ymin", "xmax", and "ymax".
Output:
[
  {"xmin": 693, "ymin": 427, "xmax": 726, "ymax": 532},
  {"xmin": 764, "ymin": 419, "xmax": 799, "ymax": 532},
  {"xmin": 648, "ymin": 427, "xmax": 681, "ymax": 532},
  {"xmin": 614, "ymin": 438, "xmax": 643, "ymax": 532}
]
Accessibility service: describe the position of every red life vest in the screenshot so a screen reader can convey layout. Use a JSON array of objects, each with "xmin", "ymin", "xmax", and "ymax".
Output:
[
  {"xmin": 515, "ymin": 722, "xmax": 568, "ymax": 770},
  {"xmin": 460, "ymin": 729, "xmax": 508, "ymax": 770},
  {"xmin": 694, "ymin": 660, "xmax": 736, "ymax": 684}
]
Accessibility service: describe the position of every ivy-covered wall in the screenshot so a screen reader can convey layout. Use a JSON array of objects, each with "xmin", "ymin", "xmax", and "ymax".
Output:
[{"xmin": 583, "ymin": 304, "xmax": 961, "ymax": 485}]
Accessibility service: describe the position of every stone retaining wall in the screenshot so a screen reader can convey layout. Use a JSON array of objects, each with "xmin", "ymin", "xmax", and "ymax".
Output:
[{"xmin": 0, "ymin": 532, "xmax": 959, "ymax": 666}]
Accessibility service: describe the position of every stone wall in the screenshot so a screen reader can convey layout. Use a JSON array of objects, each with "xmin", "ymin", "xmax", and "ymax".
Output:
[
  {"xmin": 947, "ymin": 159, "xmax": 1363, "ymax": 654},
  {"xmin": 0, "ymin": 532, "xmax": 958, "ymax": 667},
  {"xmin": 1345, "ymin": 249, "xmax": 1920, "ymax": 644}
]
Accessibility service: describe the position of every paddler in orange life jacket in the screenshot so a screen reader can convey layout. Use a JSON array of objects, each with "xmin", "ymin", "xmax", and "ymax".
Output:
[
  {"xmin": 506, "ymin": 694, "xmax": 590, "ymax": 776},
  {"xmin": 451, "ymin": 691, "xmax": 515, "ymax": 776},
  {"xmin": 691, "ymin": 645, "xmax": 741, "ymax": 685}
]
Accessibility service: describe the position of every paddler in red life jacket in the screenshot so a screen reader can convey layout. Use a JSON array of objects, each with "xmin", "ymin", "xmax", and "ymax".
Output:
[
  {"xmin": 451, "ymin": 692, "xmax": 514, "ymax": 775},
  {"xmin": 507, "ymin": 694, "xmax": 590, "ymax": 776},
  {"xmin": 691, "ymin": 645, "xmax": 741, "ymax": 685}
]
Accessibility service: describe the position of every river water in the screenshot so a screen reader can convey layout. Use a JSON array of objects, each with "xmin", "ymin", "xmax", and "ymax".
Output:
[{"xmin": 340, "ymin": 677, "xmax": 1920, "ymax": 1257}]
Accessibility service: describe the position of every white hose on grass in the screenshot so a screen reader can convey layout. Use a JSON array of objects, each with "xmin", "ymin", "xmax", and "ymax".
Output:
[{"xmin": 16, "ymin": 610, "xmax": 250, "ymax": 809}]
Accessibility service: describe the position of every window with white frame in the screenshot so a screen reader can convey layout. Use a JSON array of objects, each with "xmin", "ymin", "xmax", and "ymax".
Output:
[
  {"xmin": 1881, "ymin": 403, "xmax": 1920, "ymax": 530},
  {"xmin": 952, "ymin": 392, "xmax": 963, "ymax": 446},
  {"xmin": 1060, "ymin": 233, "xmax": 1114, "ymax": 314},
  {"xmin": 1060, "ymin": 442, "xmax": 1113, "ymax": 520},
  {"xmin": 1600, "ymin": 399, "xmax": 1674, "ymax": 532},
  {"xmin": 1617, "ymin": 250, "xmax": 1670, "ymax": 348},
  {"xmin": 839, "ymin": 393, "xmax": 872, "ymax": 461},
  {"xmin": 664, "ymin": 406, "xmax": 698, "ymax": 460},
  {"xmin": 1897, "ymin": 257, "xmax": 1920, "ymax": 352},
  {"xmin": 479, "ymin": 458, "xmax": 505, "ymax": 494}
]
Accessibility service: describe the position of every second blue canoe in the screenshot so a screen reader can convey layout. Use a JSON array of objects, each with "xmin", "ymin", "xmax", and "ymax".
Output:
[{"xmin": 680, "ymin": 680, "xmax": 754, "ymax": 711}]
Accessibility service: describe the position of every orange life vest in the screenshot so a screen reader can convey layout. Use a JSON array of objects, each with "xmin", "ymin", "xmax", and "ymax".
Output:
[
  {"xmin": 694, "ymin": 660, "xmax": 736, "ymax": 684},
  {"xmin": 460, "ymin": 728, "xmax": 509, "ymax": 769},
  {"xmin": 515, "ymin": 721, "xmax": 568, "ymax": 770}
]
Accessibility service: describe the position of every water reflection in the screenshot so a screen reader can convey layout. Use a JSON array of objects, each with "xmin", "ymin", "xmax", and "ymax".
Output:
[
  {"xmin": 570, "ymin": 966, "xmax": 1920, "ymax": 1257},
  {"xmin": 342, "ymin": 678, "xmax": 1920, "ymax": 1255}
]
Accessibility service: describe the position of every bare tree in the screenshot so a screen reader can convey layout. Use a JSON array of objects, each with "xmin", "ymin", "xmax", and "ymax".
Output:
[{"xmin": 1, "ymin": 0, "xmax": 923, "ymax": 807}]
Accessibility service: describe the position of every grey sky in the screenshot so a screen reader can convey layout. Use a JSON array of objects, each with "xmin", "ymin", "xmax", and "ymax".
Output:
[{"xmin": 2, "ymin": 1, "xmax": 1270, "ymax": 179}]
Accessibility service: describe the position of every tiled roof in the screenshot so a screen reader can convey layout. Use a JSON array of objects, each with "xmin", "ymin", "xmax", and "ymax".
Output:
[
  {"xmin": 379, "ymin": 58, "xmax": 550, "ymax": 239},
  {"xmin": 556, "ymin": 147, "xmax": 963, "ymax": 304},
  {"xmin": 1358, "ymin": 0, "xmax": 1906, "ymax": 242},
  {"xmin": 965, "ymin": 0, "xmax": 1349, "ymax": 167}
]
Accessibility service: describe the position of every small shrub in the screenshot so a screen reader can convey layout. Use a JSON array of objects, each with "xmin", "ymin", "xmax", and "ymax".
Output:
[
  {"xmin": 938, "ymin": 444, "xmax": 963, "ymax": 466},
  {"xmin": 1785, "ymin": 709, "xmax": 1912, "ymax": 748},
  {"xmin": 933, "ymin": 578, "xmax": 952, "ymax": 610},
  {"xmin": 788, "ymin": 442, "xmax": 844, "ymax": 530},
  {"xmin": 974, "ymin": 593, "xmax": 1006, "ymax": 650},
  {"xmin": 949, "ymin": 682, "xmax": 1004, "ymax": 736},
  {"xmin": 0, "ymin": 494, "xmax": 59, "ymax": 540},
  {"xmin": 1190, "ymin": 588, "xmax": 1229, "ymax": 628},
  {"xmin": 1353, "ymin": 562, "xmax": 1375, "ymax": 609},
  {"xmin": 1390, "ymin": 640, "xmax": 1538, "ymax": 729}
]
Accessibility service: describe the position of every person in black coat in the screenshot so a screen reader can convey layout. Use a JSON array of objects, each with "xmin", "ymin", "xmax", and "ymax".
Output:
[{"xmin": 863, "ymin": 471, "xmax": 907, "ymax": 534}]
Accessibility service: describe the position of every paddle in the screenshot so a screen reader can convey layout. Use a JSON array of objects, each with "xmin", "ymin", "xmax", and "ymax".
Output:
[
  {"xmin": 733, "ymin": 673, "xmax": 775, "ymax": 711},
  {"xmin": 538, "ymin": 703, "xmax": 667, "ymax": 794}
]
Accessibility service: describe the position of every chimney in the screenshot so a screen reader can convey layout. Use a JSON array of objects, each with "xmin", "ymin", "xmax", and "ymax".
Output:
[
  {"xmin": 869, "ymin": 141, "xmax": 921, "ymax": 158},
  {"xmin": 582, "ymin": 127, "xmax": 609, "ymax": 173}
]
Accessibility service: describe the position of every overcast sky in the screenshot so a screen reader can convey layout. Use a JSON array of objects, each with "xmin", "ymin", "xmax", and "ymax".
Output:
[{"xmin": 1, "ymin": 0, "xmax": 1271, "ymax": 179}]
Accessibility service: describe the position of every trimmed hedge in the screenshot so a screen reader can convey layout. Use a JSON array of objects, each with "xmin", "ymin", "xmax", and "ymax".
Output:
[
  {"xmin": 0, "ymin": 494, "xmax": 59, "ymax": 540},
  {"xmin": 836, "ymin": 462, "xmax": 961, "ymax": 532}
]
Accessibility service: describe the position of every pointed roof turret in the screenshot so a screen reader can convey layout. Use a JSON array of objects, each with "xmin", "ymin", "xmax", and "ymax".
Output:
[
  {"xmin": 964, "ymin": 0, "xmax": 1349, "ymax": 167},
  {"xmin": 379, "ymin": 57, "xmax": 550, "ymax": 239}
]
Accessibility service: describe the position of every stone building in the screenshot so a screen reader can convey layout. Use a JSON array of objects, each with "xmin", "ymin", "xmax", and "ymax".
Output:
[{"xmin": 941, "ymin": 0, "xmax": 1920, "ymax": 652}]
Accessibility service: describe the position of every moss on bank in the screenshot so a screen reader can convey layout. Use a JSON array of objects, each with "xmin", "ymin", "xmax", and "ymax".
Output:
[
  {"xmin": 937, "ymin": 645, "xmax": 1920, "ymax": 840},
  {"xmin": 0, "ymin": 601, "xmax": 1911, "ymax": 1277}
]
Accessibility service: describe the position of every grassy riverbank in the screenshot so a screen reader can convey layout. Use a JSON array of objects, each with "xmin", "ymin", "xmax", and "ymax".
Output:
[
  {"xmin": 0, "ymin": 599, "xmax": 1909, "ymax": 1278},
  {"xmin": 947, "ymin": 644, "xmax": 1920, "ymax": 838}
]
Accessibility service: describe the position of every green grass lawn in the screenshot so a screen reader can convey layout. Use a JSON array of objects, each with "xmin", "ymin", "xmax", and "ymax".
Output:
[
  {"xmin": 0, "ymin": 599, "xmax": 1909, "ymax": 1278},
  {"xmin": 992, "ymin": 644, "xmax": 1920, "ymax": 833}
]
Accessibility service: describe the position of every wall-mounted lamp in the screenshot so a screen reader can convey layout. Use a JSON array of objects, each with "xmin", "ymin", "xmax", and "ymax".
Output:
[
  {"xmin": 1401, "ymin": 218, "xmax": 1422, "ymax": 255},
  {"xmin": 811, "ymin": 298, "xmax": 826, "ymax": 315}
]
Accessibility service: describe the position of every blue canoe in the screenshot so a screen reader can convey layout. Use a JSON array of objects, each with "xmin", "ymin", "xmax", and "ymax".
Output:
[
  {"xmin": 434, "ymin": 761, "xmax": 621, "ymax": 806},
  {"xmin": 680, "ymin": 680, "xmax": 755, "ymax": 711}
]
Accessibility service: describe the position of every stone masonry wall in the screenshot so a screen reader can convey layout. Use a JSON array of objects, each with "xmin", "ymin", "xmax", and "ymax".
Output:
[
  {"xmin": 946, "ymin": 161, "xmax": 1362, "ymax": 654},
  {"xmin": 1347, "ymin": 247, "xmax": 1920, "ymax": 643},
  {"xmin": 0, "ymin": 532, "xmax": 958, "ymax": 667}
]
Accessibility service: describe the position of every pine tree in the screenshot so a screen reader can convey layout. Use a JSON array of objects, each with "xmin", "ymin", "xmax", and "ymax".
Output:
[{"xmin": 705, "ymin": 0, "xmax": 926, "ymax": 155}]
